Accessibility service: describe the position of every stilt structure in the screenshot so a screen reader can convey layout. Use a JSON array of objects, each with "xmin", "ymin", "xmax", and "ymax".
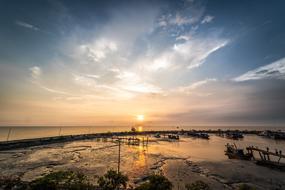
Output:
[
  {"xmin": 6, "ymin": 128, "xmax": 12, "ymax": 142},
  {"xmin": 246, "ymin": 146, "xmax": 285, "ymax": 170},
  {"xmin": 111, "ymin": 136, "xmax": 149, "ymax": 147}
]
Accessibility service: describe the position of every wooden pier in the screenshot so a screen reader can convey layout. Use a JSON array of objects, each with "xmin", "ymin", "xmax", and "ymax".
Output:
[
  {"xmin": 111, "ymin": 136, "xmax": 149, "ymax": 146},
  {"xmin": 246, "ymin": 146, "xmax": 285, "ymax": 169},
  {"xmin": 224, "ymin": 145, "xmax": 285, "ymax": 170},
  {"xmin": 225, "ymin": 143, "xmax": 285, "ymax": 170}
]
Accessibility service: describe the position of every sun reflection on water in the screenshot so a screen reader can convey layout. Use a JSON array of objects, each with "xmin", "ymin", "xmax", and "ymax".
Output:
[
  {"xmin": 133, "ymin": 145, "xmax": 147, "ymax": 169},
  {"xmin": 138, "ymin": 126, "xmax": 143, "ymax": 132}
]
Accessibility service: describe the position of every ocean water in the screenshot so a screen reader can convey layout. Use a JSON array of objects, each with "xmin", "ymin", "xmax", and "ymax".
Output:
[{"xmin": 0, "ymin": 125, "xmax": 284, "ymax": 142}]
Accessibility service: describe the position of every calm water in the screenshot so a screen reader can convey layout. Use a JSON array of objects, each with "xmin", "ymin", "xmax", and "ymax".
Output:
[{"xmin": 0, "ymin": 126, "xmax": 284, "ymax": 142}]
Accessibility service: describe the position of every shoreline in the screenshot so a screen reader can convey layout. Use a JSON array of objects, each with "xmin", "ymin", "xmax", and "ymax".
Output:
[{"xmin": 0, "ymin": 129, "xmax": 273, "ymax": 151}]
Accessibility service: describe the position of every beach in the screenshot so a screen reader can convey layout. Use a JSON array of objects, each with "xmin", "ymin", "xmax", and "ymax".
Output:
[{"xmin": 0, "ymin": 134, "xmax": 284, "ymax": 189}]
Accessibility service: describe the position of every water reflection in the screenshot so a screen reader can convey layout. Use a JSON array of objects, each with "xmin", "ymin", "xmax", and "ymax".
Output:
[
  {"xmin": 137, "ymin": 126, "xmax": 143, "ymax": 132},
  {"xmin": 134, "ymin": 145, "xmax": 147, "ymax": 168}
]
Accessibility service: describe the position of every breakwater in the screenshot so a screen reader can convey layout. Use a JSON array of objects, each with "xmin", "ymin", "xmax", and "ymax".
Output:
[
  {"xmin": 0, "ymin": 129, "xmax": 262, "ymax": 151},
  {"xmin": 0, "ymin": 130, "xmax": 262, "ymax": 151}
]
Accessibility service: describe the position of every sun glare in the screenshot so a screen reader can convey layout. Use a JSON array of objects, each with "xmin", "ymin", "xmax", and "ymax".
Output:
[{"xmin": 136, "ymin": 114, "xmax": 144, "ymax": 122}]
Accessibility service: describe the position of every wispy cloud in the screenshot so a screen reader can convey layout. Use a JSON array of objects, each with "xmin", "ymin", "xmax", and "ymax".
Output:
[
  {"xmin": 72, "ymin": 70, "xmax": 162, "ymax": 99},
  {"xmin": 29, "ymin": 66, "xmax": 71, "ymax": 95},
  {"xmin": 15, "ymin": 20, "xmax": 40, "ymax": 31},
  {"xmin": 158, "ymin": 12, "xmax": 202, "ymax": 28},
  {"xmin": 170, "ymin": 13, "xmax": 197, "ymax": 26},
  {"xmin": 174, "ymin": 38, "xmax": 228, "ymax": 69},
  {"xmin": 201, "ymin": 15, "xmax": 214, "ymax": 24},
  {"xmin": 234, "ymin": 57, "xmax": 285, "ymax": 81},
  {"xmin": 29, "ymin": 66, "xmax": 42, "ymax": 79},
  {"xmin": 146, "ymin": 37, "xmax": 228, "ymax": 71},
  {"xmin": 178, "ymin": 78, "xmax": 217, "ymax": 93},
  {"xmin": 38, "ymin": 84, "xmax": 71, "ymax": 95},
  {"xmin": 79, "ymin": 38, "xmax": 118, "ymax": 63},
  {"xmin": 157, "ymin": 1, "xmax": 204, "ymax": 29}
]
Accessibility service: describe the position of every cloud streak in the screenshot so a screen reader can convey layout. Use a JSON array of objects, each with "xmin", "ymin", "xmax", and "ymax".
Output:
[
  {"xmin": 234, "ymin": 57, "xmax": 285, "ymax": 81},
  {"xmin": 15, "ymin": 20, "xmax": 40, "ymax": 31},
  {"xmin": 177, "ymin": 78, "xmax": 217, "ymax": 94},
  {"xmin": 201, "ymin": 15, "xmax": 214, "ymax": 24},
  {"xmin": 173, "ymin": 38, "xmax": 228, "ymax": 69}
]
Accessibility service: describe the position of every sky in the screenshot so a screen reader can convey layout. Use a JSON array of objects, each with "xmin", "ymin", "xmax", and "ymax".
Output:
[{"xmin": 0, "ymin": 0, "xmax": 285, "ymax": 126}]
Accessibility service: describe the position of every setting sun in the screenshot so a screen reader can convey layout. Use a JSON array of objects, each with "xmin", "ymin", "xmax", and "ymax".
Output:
[{"xmin": 136, "ymin": 115, "xmax": 144, "ymax": 122}]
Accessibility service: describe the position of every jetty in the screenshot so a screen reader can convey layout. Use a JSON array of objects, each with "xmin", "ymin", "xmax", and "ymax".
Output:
[
  {"xmin": 111, "ymin": 136, "xmax": 149, "ymax": 146},
  {"xmin": 0, "ymin": 129, "xmax": 279, "ymax": 151},
  {"xmin": 246, "ymin": 146, "xmax": 285, "ymax": 170},
  {"xmin": 225, "ymin": 143, "xmax": 285, "ymax": 171}
]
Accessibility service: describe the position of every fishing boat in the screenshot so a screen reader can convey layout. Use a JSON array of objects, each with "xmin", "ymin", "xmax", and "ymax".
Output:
[
  {"xmin": 154, "ymin": 133, "xmax": 161, "ymax": 138},
  {"xmin": 168, "ymin": 134, "xmax": 179, "ymax": 140},
  {"xmin": 198, "ymin": 133, "xmax": 209, "ymax": 139},
  {"xmin": 187, "ymin": 131, "xmax": 209, "ymax": 139},
  {"xmin": 225, "ymin": 143, "xmax": 252, "ymax": 160},
  {"xmin": 226, "ymin": 132, "xmax": 244, "ymax": 140},
  {"xmin": 259, "ymin": 130, "xmax": 285, "ymax": 140}
]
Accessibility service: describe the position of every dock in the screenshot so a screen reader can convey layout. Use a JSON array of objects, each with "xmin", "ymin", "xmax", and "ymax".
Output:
[
  {"xmin": 225, "ymin": 144, "xmax": 285, "ymax": 170},
  {"xmin": 111, "ymin": 136, "xmax": 149, "ymax": 146},
  {"xmin": 246, "ymin": 146, "xmax": 285, "ymax": 169}
]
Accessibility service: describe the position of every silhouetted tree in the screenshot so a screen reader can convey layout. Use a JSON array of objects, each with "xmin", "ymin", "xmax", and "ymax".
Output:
[
  {"xmin": 135, "ymin": 174, "xmax": 172, "ymax": 190},
  {"xmin": 185, "ymin": 180, "xmax": 210, "ymax": 190},
  {"xmin": 238, "ymin": 184, "xmax": 256, "ymax": 190},
  {"xmin": 30, "ymin": 170, "xmax": 95, "ymax": 190},
  {"xmin": 0, "ymin": 176, "xmax": 28, "ymax": 190},
  {"xmin": 97, "ymin": 169, "xmax": 128, "ymax": 190}
]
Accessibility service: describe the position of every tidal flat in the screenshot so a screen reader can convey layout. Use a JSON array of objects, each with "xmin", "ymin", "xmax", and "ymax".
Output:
[{"xmin": 0, "ymin": 135, "xmax": 285, "ymax": 190}]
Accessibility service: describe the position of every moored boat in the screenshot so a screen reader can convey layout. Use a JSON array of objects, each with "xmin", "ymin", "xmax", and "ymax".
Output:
[
  {"xmin": 225, "ymin": 143, "xmax": 252, "ymax": 160},
  {"xmin": 226, "ymin": 132, "xmax": 244, "ymax": 140},
  {"xmin": 168, "ymin": 134, "xmax": 179, "ymax": 140}
]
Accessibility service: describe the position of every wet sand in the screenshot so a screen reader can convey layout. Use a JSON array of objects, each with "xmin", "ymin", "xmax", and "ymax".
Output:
[{"xmin": 0, "ymin": 135, "xmax": 284, "ymax": 189}]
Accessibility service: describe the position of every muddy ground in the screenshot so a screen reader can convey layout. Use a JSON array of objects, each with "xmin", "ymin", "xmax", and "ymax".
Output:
[{"xmin": 0, "ymin": 135, "xmax": 284, "ymax": 190}]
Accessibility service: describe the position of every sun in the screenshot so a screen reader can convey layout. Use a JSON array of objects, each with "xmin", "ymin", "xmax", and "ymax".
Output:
[{"xmin": 136, "ymin": 114, "xmax": 144, "ymax": 122}]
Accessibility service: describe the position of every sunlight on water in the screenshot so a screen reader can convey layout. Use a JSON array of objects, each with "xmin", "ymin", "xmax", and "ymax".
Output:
[{"xmin": 138, "ymin": 126, "xmax": 143, "ymax": 132}]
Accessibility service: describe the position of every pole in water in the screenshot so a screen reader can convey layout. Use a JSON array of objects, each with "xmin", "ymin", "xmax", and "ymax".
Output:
[
  {"xmin": 6, "ymin": 128, "xmax": 12, "ymax": 142},
  {"xmin": 118, "ymin": 139, "xmax": 121, "ymax": 173},
  {"xmin": 58, "ymin": 127, "xmax": 62, "ymax": 136}
]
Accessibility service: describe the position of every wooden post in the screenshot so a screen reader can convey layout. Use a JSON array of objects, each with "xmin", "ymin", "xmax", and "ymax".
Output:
[
  {"xmin": 259, "ymin": 151, "xmax": 264, "ymax": 160},
  {"xmin": 58, "ymin": 127, "xmax": 62, "ymax": 136},
  {"xmin": 117, "ymin": 139, "xmax": 121, "ymax": 173},
  {"xmin": 251, "ymin": 149, "xmax": 255, "ymax": 160},
  {"xmin": 267, "ymin": 153, "xmax": 270, "ymax": 161},
  {"xmin": 6, "ymin": 128, "xmax": 12, "ymax": 142}
]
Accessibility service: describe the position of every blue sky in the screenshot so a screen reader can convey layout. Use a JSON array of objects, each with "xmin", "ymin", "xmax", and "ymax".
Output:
[{"xmin": 0, "ymin": 0, "xmax": 285, "ymax": 126}]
